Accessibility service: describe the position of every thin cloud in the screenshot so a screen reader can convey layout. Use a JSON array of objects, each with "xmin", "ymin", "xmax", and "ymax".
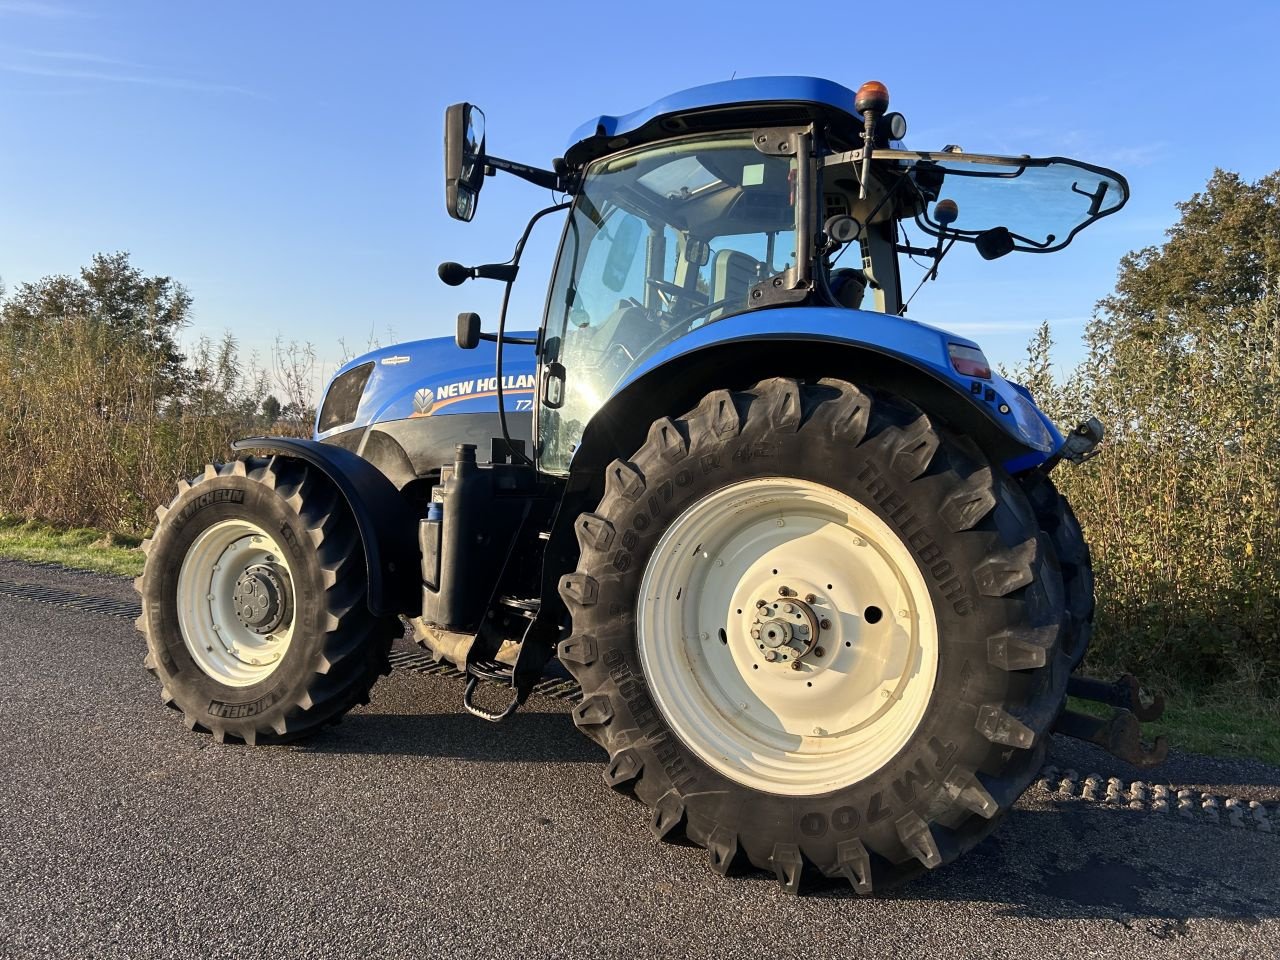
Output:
[
  {"xmin": 1, "ymin": 61, "xmax": 263, "ymax": 98},
  {"xmin": 16, "ymin": 48, "xmax": 148, "ymax": 69},
  {"xmin": 945, "ymin": 320, "xmax": 1050, "ymax": 335},
  {"xmin": 0, "ymin": 0, "xmax": 86, "ymax": 17},
  {"xmin": 1097, "ymin": 142, "xmax": 1168, "ymax": 168}
]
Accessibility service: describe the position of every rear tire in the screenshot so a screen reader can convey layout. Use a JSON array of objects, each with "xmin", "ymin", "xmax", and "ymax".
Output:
[
  {"xmin": 1021, "ymin": 472, "xmax": 1094, "ymax": 671},
  {"xmin": 136, "ymin": 456, "xmax": 399, "ymax": 744},
  {"xmin": 558, "ymin": 378, "xmax": 1070, "ymax": 893}
]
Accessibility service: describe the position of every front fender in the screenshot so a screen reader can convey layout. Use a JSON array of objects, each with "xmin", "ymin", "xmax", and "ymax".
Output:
[
  {"xmin": 615, "ymin": 307, "xmax": 1059, "ymax": 456},
  {"xmin": 566, "ymin": 308, "xmax": 1062, "ymax": 499},
  {"xmin": 231, "ymin": 436, "xmax": 420, "ymax": 617}
]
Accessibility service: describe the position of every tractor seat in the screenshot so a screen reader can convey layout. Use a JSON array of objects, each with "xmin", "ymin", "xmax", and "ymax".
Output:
[{"xmin": 709, "ymin": 249, "xmax": 762, "ymax": 322}]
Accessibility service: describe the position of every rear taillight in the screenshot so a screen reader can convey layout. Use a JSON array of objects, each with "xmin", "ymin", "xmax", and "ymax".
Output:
[{"xmin": 948, "ymin": 343, "xmax": 991, "ymax": 379}]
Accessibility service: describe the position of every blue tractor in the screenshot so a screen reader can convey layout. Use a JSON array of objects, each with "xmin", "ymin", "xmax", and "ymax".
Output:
[{"xmin": 138, "ymin": 77, "xmax": 1162, "ymax": 894}]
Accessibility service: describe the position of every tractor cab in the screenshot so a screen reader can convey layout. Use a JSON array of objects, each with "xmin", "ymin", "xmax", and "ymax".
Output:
[{"xmin": 441, "ymin": 77, "xmax": 1127, "ymax": 474}]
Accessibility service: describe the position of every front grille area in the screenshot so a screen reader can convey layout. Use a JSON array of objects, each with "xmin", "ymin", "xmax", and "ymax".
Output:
[{"xmin": 317, "ymin": 361, "xmax": 374, "ymax": 433}]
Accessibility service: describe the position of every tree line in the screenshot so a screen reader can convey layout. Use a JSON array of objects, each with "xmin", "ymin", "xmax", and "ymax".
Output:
[
  {"xmin": 0, "ymin": 252, "xmax": 315, "ymax": 534},
  {"xmin": 1006, "ymin": 169, "xmax": 1280, "ymax": 691}
]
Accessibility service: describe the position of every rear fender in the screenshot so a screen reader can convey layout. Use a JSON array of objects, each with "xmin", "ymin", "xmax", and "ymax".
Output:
[{"xmin": 231, "ymin": 436, "xmax": 421, "ymax": 617}]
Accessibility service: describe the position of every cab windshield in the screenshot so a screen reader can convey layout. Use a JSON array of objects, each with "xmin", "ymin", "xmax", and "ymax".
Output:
[
  {"xmin": 869, "ymin": 150, "xmax": 1129, "ymax": 254},
  {"xmin": 539, "ymin": 132, "xmax": 796, "ymax": 473}
]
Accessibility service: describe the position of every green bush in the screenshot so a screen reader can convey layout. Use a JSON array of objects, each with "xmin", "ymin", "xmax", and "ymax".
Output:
[
  {"xmin": 1007, "ymin": 170, "xmax": 1280, "ymax": 691},
  {"xmin": 0, "ymin": 253, "xmax": 311, "ymax": 535}
]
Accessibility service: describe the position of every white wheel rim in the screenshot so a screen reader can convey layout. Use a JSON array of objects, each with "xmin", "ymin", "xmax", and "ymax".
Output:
[
  {"xmin": 637, "ymin": 477, "xmax": 939, "ymax": 796},
  {"xmin": 176, "ymin": 519, "xmax": 296, "ymax": 687}
]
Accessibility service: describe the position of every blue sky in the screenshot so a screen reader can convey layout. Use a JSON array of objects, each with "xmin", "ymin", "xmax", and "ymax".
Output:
[{"xmin": 2, "ymin": 0, "xmax": 1277, "ymax": 391}]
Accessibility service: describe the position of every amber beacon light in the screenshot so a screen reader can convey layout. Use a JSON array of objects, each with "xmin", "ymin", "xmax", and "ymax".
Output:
[{"xmin": 855, "ymin": 81, "xmax": 889, "ymax": 199}]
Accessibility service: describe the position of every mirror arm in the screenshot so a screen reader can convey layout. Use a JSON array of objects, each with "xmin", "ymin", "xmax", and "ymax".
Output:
[
  {"xmin": 483, "ymin": 154, "xmax": 564, "ymax": 192},
  {"xmin": 895, "ymin": 243, "xmax": 937, "ymax": 258}
]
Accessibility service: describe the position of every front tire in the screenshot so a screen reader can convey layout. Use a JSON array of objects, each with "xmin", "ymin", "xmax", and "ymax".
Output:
[
  {"xmin": 136, "ymin": 457, "xmax": 399, "ymax": 744},
  {"xmin": 558, "ymin": 378, "xmax": 1070, "ymax": 893}
]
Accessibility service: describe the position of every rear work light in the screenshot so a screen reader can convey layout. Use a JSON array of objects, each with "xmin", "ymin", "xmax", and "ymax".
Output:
[{"xmin": 948, "ymin": 343, "xmax": 992, "ymax": 379}]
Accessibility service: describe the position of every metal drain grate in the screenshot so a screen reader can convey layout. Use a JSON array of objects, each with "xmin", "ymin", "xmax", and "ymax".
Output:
[
  {"xmin": 389, "ymin": 648, "xmax": 582, "ymax": 702},
  {"xmin": 0, "ymin": 578, "xmax": 142, "ymax": 621}
]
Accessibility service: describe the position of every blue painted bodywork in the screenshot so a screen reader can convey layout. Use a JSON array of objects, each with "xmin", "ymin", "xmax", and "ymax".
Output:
[
  {"xmin": 317, "ymin": 311, "xmax": 1062, "ymax": 470},
  {"xmin": 616, "ymin": 308, "xmax": 1063, "ymax": 461},
  {"xmin": 314, "ymin": 334, "xmax": 538, "ymax": 440},
  {"xmin": 315, "ymin": 74, "xmax": 1065, "ymax": 468},
  {"xmin": 567, "ymin": 76, "xmax": 862, "ymax": 150}
]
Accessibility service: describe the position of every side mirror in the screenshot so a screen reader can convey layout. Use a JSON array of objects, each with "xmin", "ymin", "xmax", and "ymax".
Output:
[
  {"xmin": 975, "ymin": 226, "xmax": 1015, "ymax": 261},
  {"xmin": 456, "ymin": 312, "xmax": 481, "ymax": 349},
  {"xmin": 444, "ymin": 103, "xmax": 486, "ymax": 222}
]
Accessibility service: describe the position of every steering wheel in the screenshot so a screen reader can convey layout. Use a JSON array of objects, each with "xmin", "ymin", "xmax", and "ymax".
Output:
[
  {"xmin": 647, "ymin": 278, "xmax": 708, "ymax": 310},
  {"xmin": 625, "ymin": 294, "xmax": 743, "ymax": 368}
]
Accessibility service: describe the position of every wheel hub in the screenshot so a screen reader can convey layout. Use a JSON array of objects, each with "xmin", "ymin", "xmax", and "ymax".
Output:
[
  {"xmin": 177, "ymin": 520, "xmax": 298, "ymax": 687},
  {"xmin": 636, "ymin": 477, "xmax": 940, "ymax": 796},
  {"xmin": 750, "ymin": 592, "xmax": 821, "ymax": 665},
  {"xmin": 233, "ymin": 563, "xmax": 291, "ymax": 635}
]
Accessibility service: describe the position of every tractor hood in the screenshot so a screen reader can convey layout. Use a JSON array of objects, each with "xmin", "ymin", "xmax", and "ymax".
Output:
[{"xmin": 314, "ymin": 335, "xmax": 537, "ymax": 439}]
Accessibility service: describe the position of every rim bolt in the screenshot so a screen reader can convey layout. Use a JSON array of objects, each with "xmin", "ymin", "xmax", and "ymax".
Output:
[
  {"xmin": 898, "ymin": 609, "xmax": 909, "ymax": 618},
  {"xmin": 814, "ymin": 646, "xmax": 825, "ymax": 658},
  {"xmin": 805, "ymin": 594, "xmax": 816, "ymax": 603},
  {"xmin": 700, "ymin": 632, "xmax": 709, "ymax": 642},
  {"xmin": 756, "ymin": 599, "xmax": 767, "ymax": 609},
  {"xmin": 790, "ymin": 661, "xmax": 801, "ymax": 671},
  {"xmin": 776, "ymin": 519, "xmax": 785, "ymax": 527},
  {"xmin": 764, "ymin": 650, "xmax": 778, "ymax": 662},
  {"xmin": 780, "ymin": 586, "xmax": 792, "ymax": 596},
  {"xmin": 820, "ymin": 618, "xmax": 832, "ymax": 630}
]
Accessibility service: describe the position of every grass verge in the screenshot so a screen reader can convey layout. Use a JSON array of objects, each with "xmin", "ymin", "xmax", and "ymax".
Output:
[{"xmin": 0, "ymin": 517, "xmax": 145, "ymax": 577}]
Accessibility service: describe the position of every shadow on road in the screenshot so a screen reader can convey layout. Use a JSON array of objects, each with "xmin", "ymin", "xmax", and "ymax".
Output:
[
  {"xmin": 304, "ymin": 697, "xmax": 1279, "ymax": 922},
  {"xmin": 299, "ymin": 709, "xmax": 605, "ymax": 764}
]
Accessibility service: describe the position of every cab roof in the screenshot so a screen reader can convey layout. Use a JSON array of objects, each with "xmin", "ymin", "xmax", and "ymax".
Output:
[{"xmin": 564, "ymin": 76, "xmax": 865, "ymax": 169}]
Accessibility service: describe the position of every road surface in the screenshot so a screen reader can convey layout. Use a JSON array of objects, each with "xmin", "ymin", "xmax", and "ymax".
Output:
[{"xmin": 0, "ymin": 559, "xmax": 1276, "ymax": 959}]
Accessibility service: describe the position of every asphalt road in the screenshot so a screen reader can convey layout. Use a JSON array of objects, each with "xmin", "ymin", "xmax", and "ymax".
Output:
[{"xmin": 1, "ymin": 558, "xmax": 1277, "ymax": 960}]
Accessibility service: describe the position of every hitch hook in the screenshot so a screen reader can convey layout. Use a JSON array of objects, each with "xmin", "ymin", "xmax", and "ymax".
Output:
[{"xmin": 1055, "ymin": 673, "xmax": 1169, "ymax": 768}]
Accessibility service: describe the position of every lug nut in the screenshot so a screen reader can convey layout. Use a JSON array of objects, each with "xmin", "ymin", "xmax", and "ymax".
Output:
[
  {"xmin": 820, "ymin": 618, "xmax": 831, "ymax": 630},
  {"xmin": 805, "ymin": 594, "xmax": 816, "ymax": 603},
  {"xmin": 814, "ymin": 646, "xmax": 825, "ymax": 658},
  {"xmin": 779, "ymin": 586, "xmax": 792, "ymax": 596},
  {"xmin": 790, "ymin": 661, "xmax": 801, "ymax": 671},
  {"xmin": 756, "ymin": 599, "xmax": 768, "ymax": 609},
  {"xmin": 764, "ymin": 650, "xmax": 778, "ymax": 662}
]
